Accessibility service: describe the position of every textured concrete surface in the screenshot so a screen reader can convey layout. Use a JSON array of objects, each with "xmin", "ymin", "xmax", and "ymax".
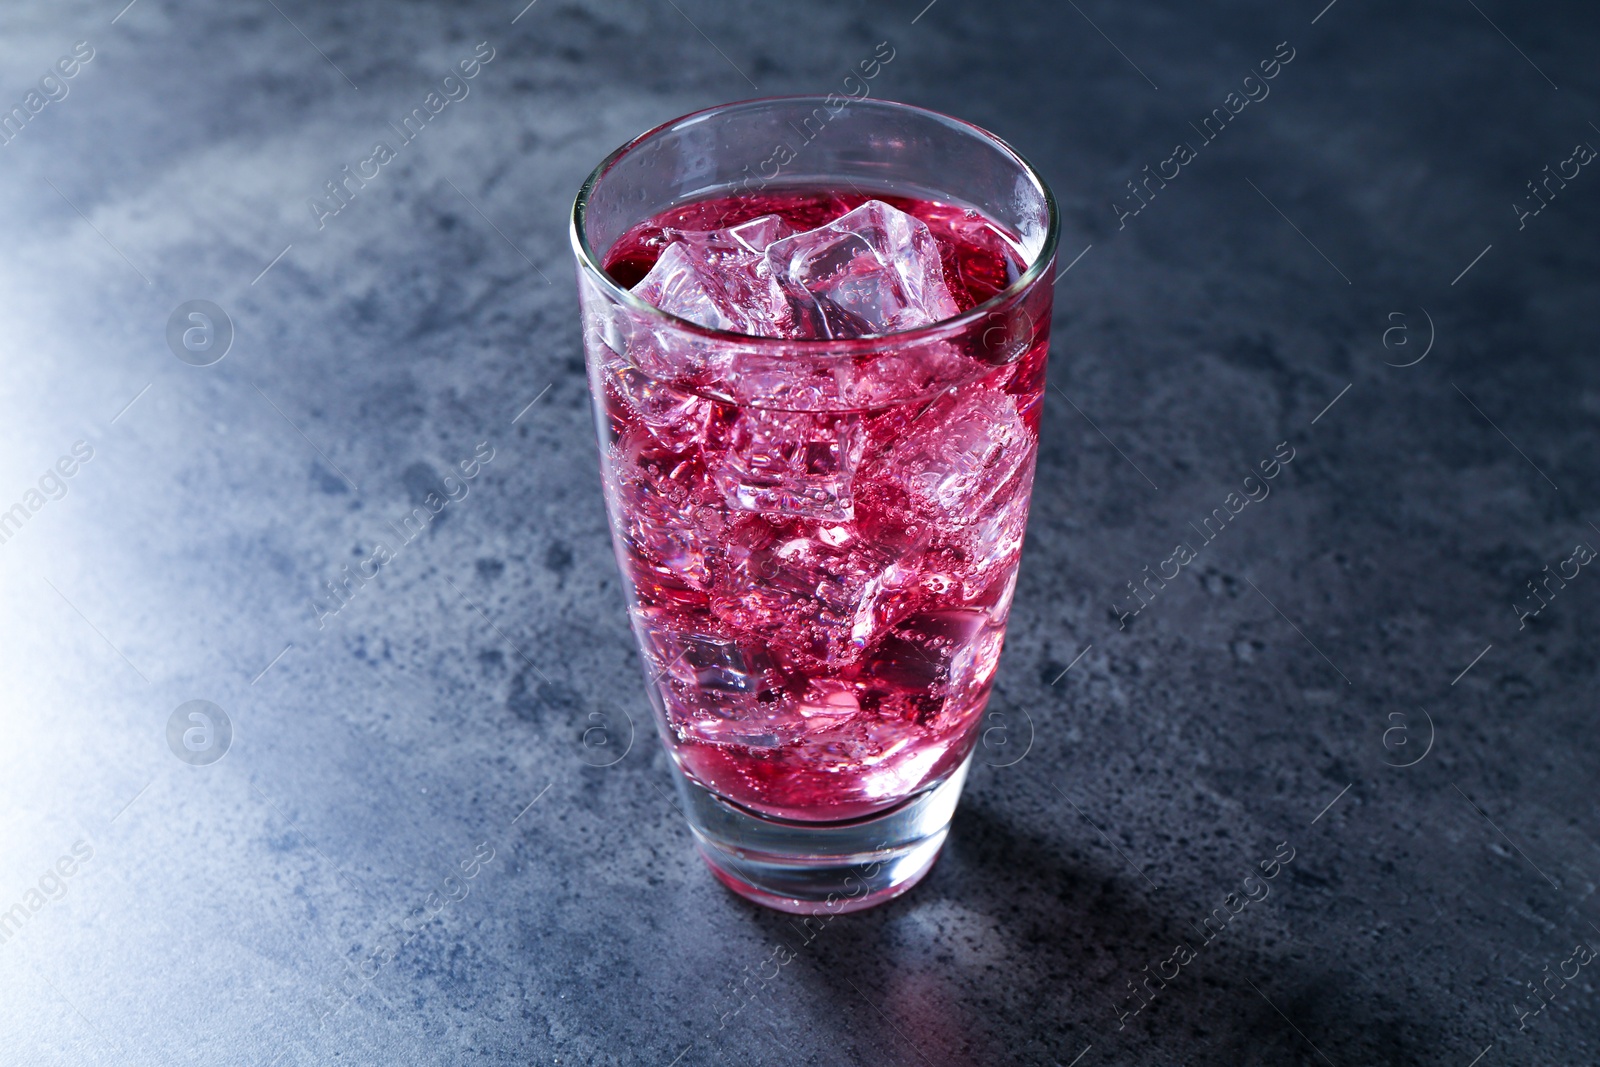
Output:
[{"xmin": 1, "ymin": 1, "xmax": 1598, "ymax": 1064}]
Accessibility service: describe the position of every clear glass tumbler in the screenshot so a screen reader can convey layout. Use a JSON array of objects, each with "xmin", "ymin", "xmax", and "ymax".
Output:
[{"xmin": 571, "ymin": 97, "xmax": 1057, "ymax": 913}]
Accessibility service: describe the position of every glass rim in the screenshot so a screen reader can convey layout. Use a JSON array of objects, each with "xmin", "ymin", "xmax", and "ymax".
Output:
[{"xmin": 568, "ymin": 95, "xmax": 1060, "ymax": 355}]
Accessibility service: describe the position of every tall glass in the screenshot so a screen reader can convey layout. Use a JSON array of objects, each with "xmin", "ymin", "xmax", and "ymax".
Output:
[{"xmin": 571, "ymin": 97, "xmax": 1057, "ymax": 913}]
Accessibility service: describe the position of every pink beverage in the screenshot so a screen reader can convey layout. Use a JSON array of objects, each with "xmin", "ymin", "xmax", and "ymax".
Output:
[{"xmin": 594, "ymin": 190, "xmax": 1047, "ymax": 822}]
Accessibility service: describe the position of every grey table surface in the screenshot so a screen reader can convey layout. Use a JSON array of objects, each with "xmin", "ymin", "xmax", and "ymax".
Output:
[{"xmin": 2, "ymin": 1, "xmax": 1598, "ymax": 1064}]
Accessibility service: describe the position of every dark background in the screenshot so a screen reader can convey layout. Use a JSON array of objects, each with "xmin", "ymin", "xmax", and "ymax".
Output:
[{"xmin": 2, "ymin": 1, "xmax": 1597, "ymax": 1064}]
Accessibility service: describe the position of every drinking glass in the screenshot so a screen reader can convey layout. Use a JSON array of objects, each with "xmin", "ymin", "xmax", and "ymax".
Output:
[{"xmin": 571, "ymin": 96, "xmax": 1057, "ymax": 913}]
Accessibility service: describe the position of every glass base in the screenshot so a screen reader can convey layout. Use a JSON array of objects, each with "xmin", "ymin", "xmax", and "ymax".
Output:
[{"xmin": 671, "ymin": 752, "xmax": 973, "ymax": 914}]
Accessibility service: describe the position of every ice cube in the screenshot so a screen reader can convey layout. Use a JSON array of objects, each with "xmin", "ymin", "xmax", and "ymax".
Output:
[
  {"xmin": 792, "ymin": 680, "xmax": 861, "ymax": 734},
  {"xmin": 630, "ymin": 609, "xmax": 815, "ymax": 747},
  {"xmin": 669, "ymin": 632, "xmax": 756, "ymax": 692},
  {"xmin": 888, "ymin": 387, "xmax": 1031, "ymax": 522},
  {"xmin": 602, "ymin": 356, "xmax": 714, "ymax": 453},
  {"xmin": 605, "ymin": 413, "xmax": 725, "ymax": 607},
  {"xmin": 629, "ymin": 215, "xmax": 792, "ymax": 335},
  {"xmin": 631, "ymin": 243, "xmax": 769, "ymax": 335},
  {"xmin": 633, "ymin": 614, "xmax": 760, "ymax": 705},
  {"xmin": 710, "ymin": 531, "xmax": 864, "ymax": 665},
  {"xmin": 850, "ymin": 560, "xmax": 922, "ymax": 649},
  {"xmin": 969, "ymin": 458, "xmax": 1035, "ymax": 565},
  {"xmin": 857, "ymin": 609, "xmax": 995, "ymax": 726},
  {"xmin": 711, "ymin": 408, "xmax": 863, "ymax": 520},
  {"xmin": 766, "ymin": 200, "xmax": 960, "ymax": 339},
  {"xmin": 707, "ymin": 214, "xmax": 794, "ymax": 254},
  {"xmin": 628, "ymin": 201, "xmax": 958, "ymax": 342}
]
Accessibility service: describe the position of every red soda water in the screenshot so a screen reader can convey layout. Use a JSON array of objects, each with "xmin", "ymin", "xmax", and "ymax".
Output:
[{"xmin": 595, "ymin": 191, "xmax": 1047, "ymax": 821}]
